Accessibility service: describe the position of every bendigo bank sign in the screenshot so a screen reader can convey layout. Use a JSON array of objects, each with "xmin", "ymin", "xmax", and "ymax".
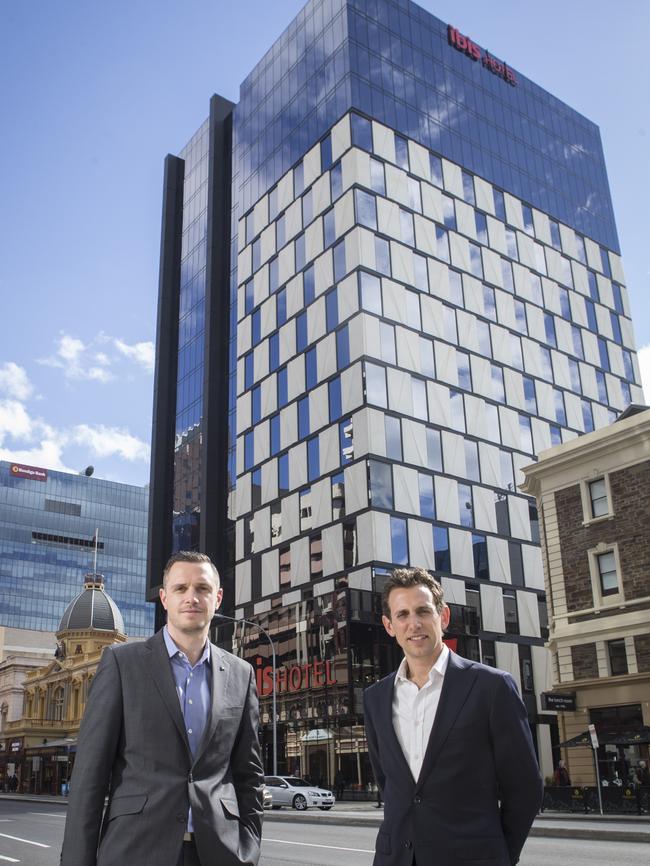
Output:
[
  {"xmin": 256, "ymin": 657, "xmax": 337, "ymax": 696},
  {"xmin": 447, "ymin": 25, "xmax": 517, "ymax": 87}
]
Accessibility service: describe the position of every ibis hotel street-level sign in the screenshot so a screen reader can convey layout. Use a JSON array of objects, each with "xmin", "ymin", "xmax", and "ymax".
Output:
[{"xmin": 448, "ymin": 25, "xmax": 518, "ymax": 87}]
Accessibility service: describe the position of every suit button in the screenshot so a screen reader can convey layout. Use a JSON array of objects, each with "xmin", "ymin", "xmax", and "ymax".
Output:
[
  {"xmin": 404, "ymin": 841, "xmax": 412, "ymax": 849},
  {"xmin": 176, "ymin": 813, "xmax": 185, "ymax": 822},
  {"xmin": 413, "ymin": 796, "xmax": 422, "ymax": 804}
]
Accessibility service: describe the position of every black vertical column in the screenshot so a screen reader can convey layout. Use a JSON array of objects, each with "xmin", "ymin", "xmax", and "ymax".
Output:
[
  {"xmin": 201, "ymin": 94, "xmax": 235, "ymax": 608},
  {"xmin": 147, "ymin": 154, "xmax": 184, "ymax": 621}
]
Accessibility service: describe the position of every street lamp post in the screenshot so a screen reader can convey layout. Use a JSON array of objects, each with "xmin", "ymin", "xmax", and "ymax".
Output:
[{"xmin": 213, "ymin": 612, "xmax": 277, "ymax": 775}]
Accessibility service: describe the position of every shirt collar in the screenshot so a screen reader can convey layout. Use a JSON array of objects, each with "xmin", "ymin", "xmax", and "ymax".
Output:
[
  {"xmin": 163, "ymin": 625, "xmax": 211, "ymax": 667},
  {"xmin": 395, "ymin": 642, "xmax": 450, "ymax": 685}
]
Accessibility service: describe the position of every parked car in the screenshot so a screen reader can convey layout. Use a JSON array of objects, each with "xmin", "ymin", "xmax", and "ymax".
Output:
[
  {"xmin": 264, "ymin": 775, "xmax": 335, "ymax": 810},
  {"xmin": 262, "ymin": 785, "xmax": 273, "ymax": 809}
]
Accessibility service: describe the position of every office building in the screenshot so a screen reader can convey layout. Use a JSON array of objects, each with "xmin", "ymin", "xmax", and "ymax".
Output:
[
  {"xmin": 148, "ymin": 0, "xmax": 644, "ymax": 785},
  {"xmin": 0, "ymin": 460, "xmax": 153, "ymax": 637}
]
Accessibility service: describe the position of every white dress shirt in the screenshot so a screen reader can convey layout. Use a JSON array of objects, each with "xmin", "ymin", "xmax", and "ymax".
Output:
[{"xmin": 392, "ymin": 643, "xmax": 450, "ymax": 782}]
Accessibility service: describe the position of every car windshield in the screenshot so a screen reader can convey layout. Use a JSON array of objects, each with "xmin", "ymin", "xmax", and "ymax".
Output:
[{"xmin": 284, "ymin": 777, "xmax": 311, "ymax": 787}]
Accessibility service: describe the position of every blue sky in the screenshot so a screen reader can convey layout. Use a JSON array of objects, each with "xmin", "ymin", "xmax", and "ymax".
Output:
[{"xmin": 1, "ymin": 0, "xmax": 648, "ymax": 487}]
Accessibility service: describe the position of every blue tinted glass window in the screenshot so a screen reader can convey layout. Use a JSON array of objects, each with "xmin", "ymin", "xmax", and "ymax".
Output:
[
  {"xmin": 296, "ymin": 311, "xmax": 308, "ymax": 352},
  {"xmin": 585, "ymin": 298, "xmax": 597, "ymax": 331},
  {"xmin": 550, "ymin": 424, "xmax": 562, "ymax": 446},
  {"xmin": 462, "ymin": 170, "xmax": 475, "ymax": 205},
  {"xmin": 390, "ymin": 516, "xmax": 408, "ymax": 565},
  {"xmin": 351, "ymin": 113, "xmax": 372, "ymax": 151},
  {"xmin": 326, "ymin": 289, "xmax": 338, "ymax": 331},
  {"xmin": 278, "ymin": 453, "xmax": 289, "ymax": 495},
  {"xmin": 375, "ymin": 236, "xmax": 391, "ymax": 275},
  {"xmin": 477, "ymin": 320, "xmax": 492, "ymax": 357},
  {"xmin": 622, "ymin": 349, "xmax": 634, "ymax": 382},
  {"xmin": 370, "ymin": 460, "xmax": 393, "ymax": 509},
  {"xmin": 251, "ymin": 309, "xmax": 261, "ymax": 346},
  {"xmin": 569, "ymin": 358, "xmax": 581, "ymax": 392},
  {"xmin": 295, "ymin": 233, "xmax": 306, "ymax": 272},
  {"xmin": 571, "ymin": 325, "xmax": 583, "ymax": 359},
  {"xmin": 385, "ymin": 415, "xmax": 402, "ymax": 460},
  {"xmin": 582, "ymin": 399, "xmax": 594, "ymax": 432},
  {"xmin": 501, "ymin": 258, "xmax": 514, "ymax": 292},
  {"xmin": 395, "ymin": 134, "xmax": 409, "ymax": 170},
  {"xmin": 459, "ymin": 483, "xmax": 473, "ymax": 527},
  {"xmin": 269, "ymin": 187, "xmax": 278, "ymax": 222},
  {"xmin": 380, "ymin": 322, "xmax": 396, "ymax": 364},
  {"xmin": 320, "ymin": 135, "xmax": 332, "ymax": 172},
  {"xmin": 600, "ymin": 247, "xmax": 611, "ymax": 278},
  {"xmin": 251, "ymin": 385, "xmax": 261, "ymax": 424},
  {"xmin": 433, "ymin": 525, "xmax": 450, "ymax": 572},
  {"xmin": 483, "ymin": 285, "xmax": 496, "ymax": 321},
  {"xmin": 355, "ymin": 189, "xmax": 377, "ymax": 230},
  {"xmin": 473, "ymin": 534, "xmax": 489, "ymax": 580},
  {"xmin": 270, "ymin": 414, "xmax": 281, "ymax": 456},
  {"xmin": 612, "ymin": 284, "xmax": 624, "ymax": 314},
  {"xmin": 595, "ymin": 369, "xmax": 608, "ymax": 403},
  {"xmin": 520, "ymin": 414, "xmax": 533, "ymax": 452},
  {"xmin": 276, "ymin": 213, "xmax": 286, "ymax": 249},
  {"xmin": 621, "ymin": 380, "xmax": 632, "ymax": 406},
  {"xmin": 412, "ymin": 376, "xmax": 427, "ymax": 420},
  {"xmin": 400, "ymin": 208, "xmax": 414, "ymax": 246},
  {"xmin": 523, "ymin": 377, "xmax": 537, "ymax": 413},
  {"xmin": 329, "ymin": 377, "xmax": 342, "ymax": 422},
  {"xmin": 574, "ymin": 232, "xmax": 586, "ymax": 264},
  {"xmin": 245, "ymin": 279, "xmax": 254, "ymax": 315},
  {"xmin": 269, "ymin": 256, "xmax": 279, "ymax": 294},
  {"xmin": 513, "ymin": 300, "xmax": 527, "ymax": 334},
  {"xmin": 587, "ymin": 271, "xmax": 599, "ymax": 301},
  {"xmin": 244, "ymin": 431, "xmax": 254, "ymax": 471},
  {"xmin": 333, "ymin": 239, "xmax": 346, "ymax": 281},
  {"xmin": 294, "ymin": 161, "xmax": 304, "ymax": 197},
  {"xmin": 522, "ymin": 205, "xmax": 534, "ymax": 236},
  {"xmin": 302, "ymin": 189, "xmax": 313, "ymax": 226},
  {"xmin": 549, "ymin": 220, "xmax": 561, "ymax": 250},
  {"xmin": 246, "ymin": 211, "xmax": 255, "ymax": 244},
  {"xmin": 475, "ymin": 212, "xmax": 488, "ymax": 245},
  {"xmin": 252, "ymin": 238, "xmax": 261, "ymax": 273},
  {"xmin": 426, "ymin": 427, "xmax": 442, "ymax": 471},
  {"xmin": 365, "ymin": 362, "xmax": 387, "ymax": 408},
  {"xmin": 554, "ymin": 389, "xmax": 566, "ymax": 426},
  {"xmin": 598, "ymin": 337, "xmax": 610, "ymax": 371},
  {"xmin": 448, "ymin": 270, "xmax": 463, "ymax": 307},
  {"xmin": 298, "ymin": 396, "xmax": 310, "ymax": 439},
  {"xmin": 330, "ymin": 162, "xmax": 342, "ymax": 200},
  {"xmin": 408, "ymin": 177, "xmax": 421, "ymax": 213},
  {"xmin": 307, "ymin": 437, "xmax": 319, "ymax": 482},
  {"xmin": 558, "ymin": 287, "xmax": 571, "ymax": 320},
  {"xmin": 442, "ymin": 195, "xmax": 456, "ymax": 230},
  {"xmin": 306, "ymin": 347, "xmax": 317, "ymax": 389},
  {"xmin": 465, "ymin": 440, "xmax": 480, "ymax": 482},
  {"xmin": 539, "ymin": 347, "xmax": 552, "ymax": 380},
  {"xmin": 324, "ymin": 208, "xmax": 335, "ymax": 248},
  {"xmin": 544, "ymin": 313, "xmax": 556, "ymax": 347},
  {"xmin": 457, "ymin": 352, "xmax": 471, "ymax": 389},
  {"xmin": 245, "ymin": 352, "xmax": 254, "ymax": 389},
  {"xmin": 610, "ymin": 312, "xmax": 622, "ymax": 344},
  {"xmin": 429, "ymin": 153, "xmax": 443, "ymax": 187},
  {"xmin": 278, "ymin": 367, "xmax": 288, "ymax": 407},
  {"xmin": 277, "ymin": 288, "xmax": 287, "ymax": 326},
  {"xmin": 418, "ymin": 473, "xmax": 435, "ymax": 519},
  {"xmin": 370, "ymin": 158, "xmax": 385, "ymax": 195},
  {"xmin": 493, "ymin": 189, "xmax": 506, "ymax": 222},
  {"xmin": 436, "ymin": 226, "xmax": 450, "ymax": 263},
  {"xmin": 491, "ymin": 364, "xmax": 505, "ymax": 403},
  {"xmin": 304, "ymin": 265, "xmax": 315, "ymax": 305},
  {"xmin": 469, "ymin": 243, "xmax": 483, "ymax": 278},
  {"xmin": 450, "ymin": 390, "xmax": 465, "ymax": 432},
  {"xmin": 414, "ymin": 254, "xmax": 428, "ymax": 292},
  {"xmin": 269, "ymin": 333, "xmax": 279, "ymax": 373},
  {"xmin": 336, "ymin": 325, "xmax": 350, "ymax": 369},
  {"xmin": 505, "ymin": 228, "xmax": 518, "ymax": 260}
]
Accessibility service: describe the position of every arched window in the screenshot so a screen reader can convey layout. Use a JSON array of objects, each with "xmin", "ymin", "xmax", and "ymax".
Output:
[{"xmin": 50, "ymin": 686, "xmax": 65, "ymax": 722}]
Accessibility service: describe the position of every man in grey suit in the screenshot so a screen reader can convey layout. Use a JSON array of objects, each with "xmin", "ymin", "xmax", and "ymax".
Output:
[{"xmin": 61, "ymin": 551, "xmax": 264, "ymax": 866}]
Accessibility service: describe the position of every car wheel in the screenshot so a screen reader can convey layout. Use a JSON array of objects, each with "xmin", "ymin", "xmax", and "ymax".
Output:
[
  {"xmin": 293, "ymin": 794, "xmax": 308, "ymax": 810},
  {"xmin": 318, "ymin": 805, "xmax": 332, "ymax": 810}
]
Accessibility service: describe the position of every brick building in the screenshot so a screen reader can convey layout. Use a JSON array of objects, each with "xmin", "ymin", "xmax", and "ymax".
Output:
[{"xmin": 522, "ymin": 405, "xmax": 650, "ymax": 785}]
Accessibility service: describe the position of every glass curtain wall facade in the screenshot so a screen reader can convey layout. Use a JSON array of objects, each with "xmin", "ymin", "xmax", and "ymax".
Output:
[
  {"xmin": 149, "ymin": 0, "xmax": 643, "ymax": 785},
  {"xmin": 0, "ymin": 462, "xmax": 152, "ymax": 636}
]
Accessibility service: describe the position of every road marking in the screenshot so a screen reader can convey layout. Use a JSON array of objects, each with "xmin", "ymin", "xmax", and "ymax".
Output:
[
  {"xmin": 264, "ymin": 837, "xmax": 374, "ymax": 854},
  {"xmin": 27, "ymin": 812, "xmax": 65, "ymax": 819},
  {"xmin": 0, "ymin": 834, "xmax": 49, "ymax": 848},
  {"xmin": 0, "ymin": 856, "xmax": 20, "ymax": 862}
]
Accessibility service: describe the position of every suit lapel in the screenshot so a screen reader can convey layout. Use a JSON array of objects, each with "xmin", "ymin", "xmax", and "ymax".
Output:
[
  {"xmin": 144, "ymin": 630, "xmax": 191, "ymax": 754},
  {"xmin": 378, "ymin": 673, "xmax": 414, "ymax": 783},
  {"xmin": 194, "ymin": 643, "xmax": 231, "ymax": 764},
  {"xmin": 414, "ymin": 652, "xmax": 478, "ymax": 791}
]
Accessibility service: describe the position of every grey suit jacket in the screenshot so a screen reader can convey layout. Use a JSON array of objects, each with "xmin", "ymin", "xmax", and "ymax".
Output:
[{"xmin": 60, "ymin": 629, "xmax": 264, "ymax": 866}]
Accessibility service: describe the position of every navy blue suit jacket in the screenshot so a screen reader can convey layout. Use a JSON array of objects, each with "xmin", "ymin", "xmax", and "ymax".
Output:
[{"xmin": 363, "ymin": 652, "xmax": 542, "ymax": 866}]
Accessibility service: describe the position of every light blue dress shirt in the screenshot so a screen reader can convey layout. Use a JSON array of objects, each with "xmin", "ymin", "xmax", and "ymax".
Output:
[{"xmin": 163, "ymin": 626, "xmax": 212, "ymax": 832}]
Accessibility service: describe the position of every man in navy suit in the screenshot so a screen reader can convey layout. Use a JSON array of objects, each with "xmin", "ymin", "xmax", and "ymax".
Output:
[{"xmin": 364, "ymin": 568, "xmax": 542, "ymax": 866}]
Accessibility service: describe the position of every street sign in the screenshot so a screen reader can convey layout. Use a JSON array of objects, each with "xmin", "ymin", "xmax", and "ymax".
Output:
[
  {"xmin": 588, "ymin": 723, "xmax": 599, "ymax": 749},
  {"xmin": 542, "ymin": 692, "xmax": 576, "ymax": 711}
]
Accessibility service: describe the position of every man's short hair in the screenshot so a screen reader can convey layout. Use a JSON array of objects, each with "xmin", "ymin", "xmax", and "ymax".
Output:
[
  {"xmin": 381, "ymin": 567, "xmax": 445, "ymax": 618},
  {"xmin": 162, "ymin": 551, "xmax": 220, "ymax": 588}
]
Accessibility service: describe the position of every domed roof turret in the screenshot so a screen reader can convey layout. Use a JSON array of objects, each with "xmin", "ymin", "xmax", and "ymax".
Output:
[{"xmin": 58, "ymin": 573, "xmax": 125, "ymax": 635}]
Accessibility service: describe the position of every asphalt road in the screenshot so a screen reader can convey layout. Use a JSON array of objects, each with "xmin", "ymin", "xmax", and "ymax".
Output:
[{"xmin": 1, "ymin": 801, "xmax": 648, "ymax": 865}]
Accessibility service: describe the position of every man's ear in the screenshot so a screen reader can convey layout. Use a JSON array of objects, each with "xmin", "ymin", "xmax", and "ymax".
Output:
[
  {"xmin": 382, "ymin": 614, "xmax": 395, "ymax": 638},
  {"xmin": 440, "ymin": 604, "xmax": 451, "ymax": 630},
  {"xmin": 159, "ymin": 586, "xmax": 167, "ymax": 610}
]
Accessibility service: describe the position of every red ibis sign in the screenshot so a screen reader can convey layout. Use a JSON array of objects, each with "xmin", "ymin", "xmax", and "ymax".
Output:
[
  {"xmin": 448, "ymin": 25, "xmax": 517, "ymax": 87},
  {"xmin": 255, "ymin": 657, "xmax": 337, "ymax": 696}
]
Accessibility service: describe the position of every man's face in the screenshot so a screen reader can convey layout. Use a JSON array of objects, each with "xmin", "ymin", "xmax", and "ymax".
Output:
[
  {"xmin": 159, "ymin": 561, "xmax": 222, "ymax": 638},
  {"xmin": 382, "ymin": 584, "xmax": 450, "ymax": 667}
]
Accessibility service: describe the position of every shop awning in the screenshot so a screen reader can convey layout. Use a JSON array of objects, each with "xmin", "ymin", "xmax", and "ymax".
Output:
[
  {"xmin": 560, "ymin": 727, "xmax": 650, "ymax": 747},
  {"xmin": 301, "ymin": 728, "xmax": 334, "ymax": 742},
  {"xmin": 25, "ymin": 738, "xmax": 77, "ymax": 751}
]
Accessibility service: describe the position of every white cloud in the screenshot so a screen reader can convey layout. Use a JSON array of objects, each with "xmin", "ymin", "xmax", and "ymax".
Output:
[
  {"xmin": 638, "ymin": 344, "xmax": 650, "ymax": 405},
  {"xmin": 0, "ymin": 438, "xmax": 77, "ymax": 475},
  {"xmin": 0, "ymin": 362, "xmax": 34, "ymax": 400},
  {"xmin": 0, "ymin": 399, "xmax": 33, "ymax": 440},
  {"xmin": 113, "ymin": 338, "xmax": 155, "ymax": 373},
  {"xmin": 72, "ymin": 424, "xmax": 150, "ymax": 462},
  {"xmin": 39, "ymin": 333, "xmax": 114, "ymax": 383}
]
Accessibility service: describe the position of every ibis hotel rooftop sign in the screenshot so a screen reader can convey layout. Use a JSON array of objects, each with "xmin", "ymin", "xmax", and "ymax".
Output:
[{"xmin": 448, "ymin": 25, "xmax": 517, "ymax": 87}]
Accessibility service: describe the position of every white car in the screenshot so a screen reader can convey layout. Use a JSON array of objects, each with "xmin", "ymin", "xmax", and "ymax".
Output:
[{"xmin": 264, "ymin": 775, "xmax": 335, "ymax": 810}]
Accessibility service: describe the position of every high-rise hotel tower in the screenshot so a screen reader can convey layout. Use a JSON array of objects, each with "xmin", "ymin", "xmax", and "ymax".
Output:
[{"xmin": 148, "ymin": 0, "xmax": 643, "ymax": 783}]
